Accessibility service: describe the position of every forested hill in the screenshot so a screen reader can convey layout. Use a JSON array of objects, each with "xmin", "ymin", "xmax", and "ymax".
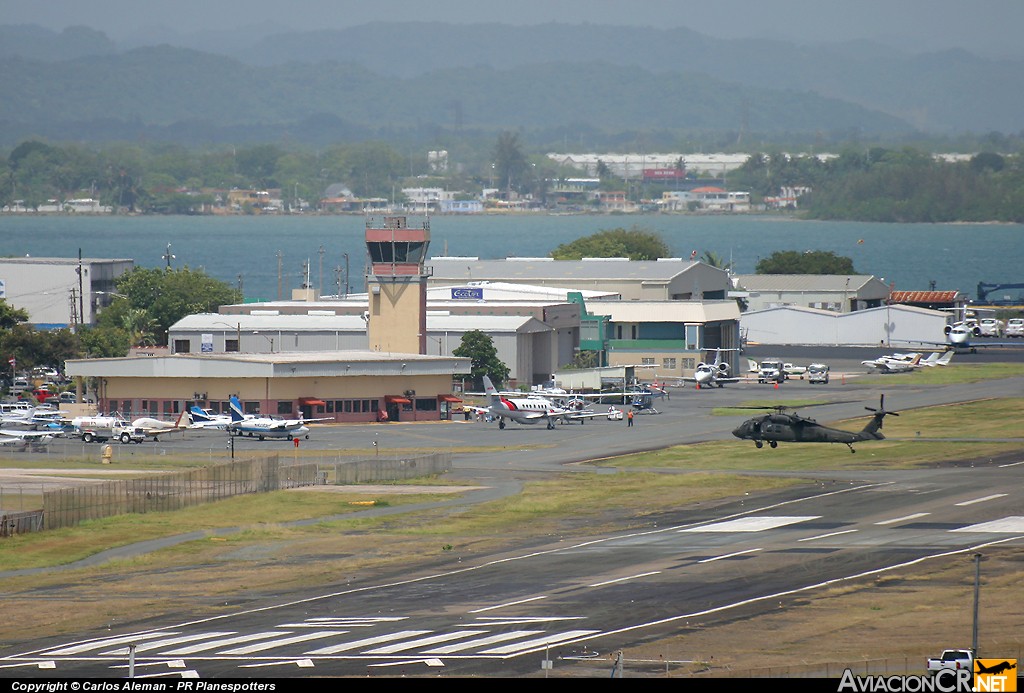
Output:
[{"xmin": 0, "ymin": 43, "xmax": 911, "ymax": 148}]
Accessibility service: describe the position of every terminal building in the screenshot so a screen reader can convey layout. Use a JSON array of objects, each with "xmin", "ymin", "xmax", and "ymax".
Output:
[{"xmin": 66, "ymin": 216, "xmax": 471, "ymax": 424}]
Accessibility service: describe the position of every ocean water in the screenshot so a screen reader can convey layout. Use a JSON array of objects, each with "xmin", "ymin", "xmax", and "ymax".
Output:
[{"xmin": 0, "ymin": 213, "xmax": 1020, "ymax": 303}]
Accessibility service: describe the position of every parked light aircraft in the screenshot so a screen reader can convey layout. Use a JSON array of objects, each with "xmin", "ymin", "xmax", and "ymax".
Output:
[
  {"xmin": 188, "ymin": 406, "xmax": 234, "ymax": 429},
  {"xmin": 683, "ymin": 348, "xmax": 741, "ymax": 389},
  {"xmin": 130, "ymin": 410, "xmax": 190, "ymax": 440},
  {"xmin": 0, "ymin": 428, "xmax": 55, "ymax": 444},
  {"xmin": 466, "ymin": 376, "xmax": 611, "ymax": 429},
  {"xmin": 732, "ymin": 395, "xmax": 898, "ymax": 453},
  {"xmin": 862, "ymin": 351, "xmax": 953, "ymax": 373},
  {"xmin": 228, "ymin": 395, "xmax": 319, "ymax": 440}
]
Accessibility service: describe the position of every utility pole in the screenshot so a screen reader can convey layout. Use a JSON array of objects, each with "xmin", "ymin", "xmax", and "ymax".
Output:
[
  {"xmin": 77, "ymin": 248, "xmax": 85, "ymax": 327},
  {"xmin": 318, "ymin": 245, "xmax": 325, "ymax": 294},
  {"xmin": 972, "ymin": 553, "xmax": 982, "ymax": 658},
  {"xmin": 276, "ymin": 250, "xmax": 283, "ymax": 301}
]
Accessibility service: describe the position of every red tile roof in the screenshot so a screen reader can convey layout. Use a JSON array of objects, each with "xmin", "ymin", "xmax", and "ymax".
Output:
[{"xmin": 890, "ymin": 290, "xmax": 960, "ymax": 303}]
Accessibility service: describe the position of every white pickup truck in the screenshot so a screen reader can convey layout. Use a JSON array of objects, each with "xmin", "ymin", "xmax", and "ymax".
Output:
[
  {"xmin": 757, "ymin": 358, "xmax": 784, "ymax": 384},
  {"xmin": 926, "ymin": 649, "xmax": 974, "ymax": 677}
]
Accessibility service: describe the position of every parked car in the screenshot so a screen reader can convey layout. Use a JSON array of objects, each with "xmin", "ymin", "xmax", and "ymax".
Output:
[
  {"xmin": 59, "ymin": 391, "xmax": 76, "ymax": 403},
  {"xmin": 1005, "ymin": 318, "xmax": 1024, "ymax": 337},
  {"xmin": 978, "ymin": 317, "xmax": 1005, "ymax": 337},
  {"xmin": 807, "ymin": 363, "xmax": 830, "ymax": 384}
]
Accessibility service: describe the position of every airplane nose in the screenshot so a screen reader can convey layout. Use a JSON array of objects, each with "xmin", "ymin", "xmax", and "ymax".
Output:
[{"xmin": 732, "ymin": 425, "xmax": 745, "ymax": 439}]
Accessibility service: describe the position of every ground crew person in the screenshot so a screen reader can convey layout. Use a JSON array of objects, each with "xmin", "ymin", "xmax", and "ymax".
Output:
[{"xmin": 627, "ymin": 409, "xmax": 634, "ymax": 427}]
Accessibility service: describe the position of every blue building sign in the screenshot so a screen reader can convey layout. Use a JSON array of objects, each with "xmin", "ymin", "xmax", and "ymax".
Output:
[{"xmin": 451, "ymin": 287, "xmax": 483, "ymax": 300}]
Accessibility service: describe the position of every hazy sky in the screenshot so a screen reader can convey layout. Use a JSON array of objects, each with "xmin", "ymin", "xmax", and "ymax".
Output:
[{"xmin": 3, "ymin": 0, "xmax": 1022, "ymax": 57}]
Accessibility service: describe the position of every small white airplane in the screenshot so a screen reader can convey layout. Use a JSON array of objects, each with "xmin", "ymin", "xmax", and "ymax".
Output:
[
  {"xmin": 861, "ymin": 352, "xmax": 927, "ymax": 373},
  {"xmin": 0, "ymin": 428, "xmax": 55, "ymax": 444},
  {"xmin": 187, "ymin": 406, "xmax": 234, "ymax": 430},
  {"xmin": 682, "ymin": 348, "xmax": 742, "ymax": 389},
  {"xmin": 130, "ymin": 410, "xmax": 190, "ymax": 440},
  {"xmin": 228, "ymin": 395, "xmax": 326, "ymax": 440},
  {"xmin": 465, "ymin": 376, "xmax": 609, "ymax": 429}
]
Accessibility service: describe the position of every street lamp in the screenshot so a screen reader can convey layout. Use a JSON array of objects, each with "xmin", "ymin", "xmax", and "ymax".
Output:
[
  {"xmin": 213, "ymin": 321, "xmax": 241, "ymax": 352},
  {"xmin": 252, "ymin": 331, "xmax": 274, "ymax": 353}
]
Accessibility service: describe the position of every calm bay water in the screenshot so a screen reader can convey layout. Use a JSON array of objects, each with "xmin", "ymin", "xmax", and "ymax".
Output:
[{"xmin": 0, "ymin": 213, "xmax": 1020, "ymax": 303}]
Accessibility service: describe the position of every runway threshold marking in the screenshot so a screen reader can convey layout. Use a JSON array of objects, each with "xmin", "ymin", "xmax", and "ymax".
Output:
[
  {"xmin": 951, "ymin": 516, "xmax": 1024, "ymax": 533},
  {"xmin": 305, "ymin": 631, "xmax": 432, "ymax": 655},
  {"xmin": 680, "ymin": 515, "xmax": 820, "ymax": 532}
]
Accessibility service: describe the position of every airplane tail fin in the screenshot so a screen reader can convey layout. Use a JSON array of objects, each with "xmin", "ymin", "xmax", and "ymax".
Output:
[
  {"xmin": 228, "ymin": 396, "xmax": 245, "ymax": 422},
  {"xmin": 937, "ymin": 350, "xmax": 954, "ymax": 365},
  {"xmin": 174, "ymin": 409, "xmax": 189, "ymax": 429},
  {"xmin": 860, "ymin": 395, "xmax": 899, "ymax": 440},
  {"xmin": 189, "ymin": 406, "xmax": 211, "ymax": 422},
  {"xmin": 482, "ymin": 375, "xmax": 501, "ymax": 403}
]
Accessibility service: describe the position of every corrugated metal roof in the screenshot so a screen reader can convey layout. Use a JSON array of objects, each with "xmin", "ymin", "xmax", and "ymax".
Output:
[
  {"xmin": 430, "ymin": 258, "xmax": 706, "ymax": 281},
  {"xmin": 735, "ymin": 274, "xmax": 879, "ymax": 292},
  {"xmin": 584, "ymin": 300, "xmax": 739, "ymax": 322},
  {"xmin": 173, "ymin": 313, "xmax": 367, "ymax": 331}
]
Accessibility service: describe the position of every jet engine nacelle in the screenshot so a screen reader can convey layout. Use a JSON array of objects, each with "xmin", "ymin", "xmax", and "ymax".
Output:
[
  {"xmin": 717, "ymin": 362, "xmax": 731, "ymax": 375},
  {"xmin": 944, "ymin": 324, "xmax": 952, "ymax": 335}
]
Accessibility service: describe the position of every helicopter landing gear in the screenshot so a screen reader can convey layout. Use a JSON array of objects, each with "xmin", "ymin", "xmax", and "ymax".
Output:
[
  {"xmin": 768, "ymin": 440, "xmax": 778, "ymax": 448},
  {"xmin": 755, "ymin": 440, "xmax": 763, "ymax": 449},
  {"xmin": 847, "ymin": 443, "xmax": 856, "ymax": 453}
]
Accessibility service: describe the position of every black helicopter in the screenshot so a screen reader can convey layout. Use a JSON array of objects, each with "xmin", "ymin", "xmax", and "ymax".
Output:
[{"xmin": 731, "ymin": 395, "xmax": 898, "ymax": 453}]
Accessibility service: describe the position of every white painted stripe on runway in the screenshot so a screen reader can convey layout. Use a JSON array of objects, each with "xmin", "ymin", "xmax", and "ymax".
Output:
[
  {"xmin": 470, "ymin": 596, "xmax": 547, "ymax": 613},
  {"xmin": 42, "ymin": 631, "xmax": 179, "ymax": 656},
  {"xmin": 100, "ymin": 632, "xmax": 236, "ymax": 655},
  {"xmin": 162, "ymin": 632, "xmax": 287, "ymax": 655},
  {"xmin": 698, "ymin": 548, "xmax": 762, "ymax": 563},
  {"xmin": 680, "ymin": 515, "xmax": 820, "ymax": 532},
  {"xmin": 876, "ymin": 512, "xmax": 930, "ymax": 525},
  {"xmin": 473, "ymin": 616, "xmax": 585, "ymax": 626},
  {"xmin": 423, "ymin": 631, "xmax": 545, "ymax": 654},
  {"xmin": 799, "ymin": 529, "xmax": 858, "ymax": 542},
  {"xmin": 363, "ymin": 630, "xmax": 489, "ymax": 654},
  {"xmin": 951, "ymin": 516, "xmax": 1024, "ymax": 533},
  {"xmin": 589, "ymin": 569, "xmax": 659, "ymax": 585},
  {"xmin": 480, "ymin": 630, "xmax": 600, "ymax": 655},
  {"xmin": 955, "ymin": 494, "xmax": 1007, "ymax": 506},
  {"xmin": 305, "ymin": 631, "xmax": 431, "ymax": 655},
  {"xmin": 282, "ymin": 616, "xmax": 406, "ymax": 627},
  {"xmin": 997, "ymin": 460, "xmax": 1024, "ymax": 468},
  {"xmin": 219, "ymin": 630, "xmax": 346, "ymax": 654}
]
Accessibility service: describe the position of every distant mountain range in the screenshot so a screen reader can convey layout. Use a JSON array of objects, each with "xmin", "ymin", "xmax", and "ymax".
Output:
[{"xmin": 0, "ymin": 22, "xmax": 1019, "ymax": 148}]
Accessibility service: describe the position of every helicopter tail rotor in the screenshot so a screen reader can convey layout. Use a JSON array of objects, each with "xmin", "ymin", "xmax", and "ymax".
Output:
[{"xmin": 861, "ymin": 395, "xmax": 899, "ymax": 438}]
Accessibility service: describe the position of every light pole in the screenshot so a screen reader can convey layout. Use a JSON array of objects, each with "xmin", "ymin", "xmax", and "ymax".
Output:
[
  {"xmin": 252, "ymin": 331, "xmax": 274, "ymax": 353},
  {"xmin": 213, "ymin": 321, "xmax": 241, "ymax": 352}
]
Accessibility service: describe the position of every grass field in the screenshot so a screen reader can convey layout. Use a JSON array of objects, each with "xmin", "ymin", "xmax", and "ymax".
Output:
[{"xmin": 0, "ymin": 391, "xmax": 1022, "ymax": 676}]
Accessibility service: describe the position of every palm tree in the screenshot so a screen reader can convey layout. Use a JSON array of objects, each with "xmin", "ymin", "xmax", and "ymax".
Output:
[
  {"xmin": 701, "ymin": 250, "xmax": 731, "ymax": 271},
  {"xmin": 121, "ymin": 309, "xmax": 158, "ymax": 347}
]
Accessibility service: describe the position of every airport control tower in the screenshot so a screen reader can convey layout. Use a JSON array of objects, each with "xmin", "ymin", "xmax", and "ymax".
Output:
[{"xmin": 365, "ymin": 214, "xmax": 431, "ymax": 354}]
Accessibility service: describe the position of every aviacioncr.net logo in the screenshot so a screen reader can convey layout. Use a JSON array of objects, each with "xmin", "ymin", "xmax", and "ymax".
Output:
[{"xmin": 838, "ymin": 668, "xmax": 972, "ymax": 692}]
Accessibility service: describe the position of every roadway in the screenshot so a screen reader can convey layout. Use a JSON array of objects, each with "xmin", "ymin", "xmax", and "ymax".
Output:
[{"xmin": 2, "ymin": 348, "xmax": 1024, "ymax": 678}]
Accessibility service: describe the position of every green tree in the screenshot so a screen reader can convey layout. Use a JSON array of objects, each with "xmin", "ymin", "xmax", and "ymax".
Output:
[
  {"xmin": 755, "ymin": 250, "xmax": 856, "ymax": 274},
  {"xmin": 551, "ymin": 226, "xmax": 669, "ymax": 260},
  {"xmin": 452, "ymin": 330, "xmax": 510, "ymax": 390},
  {"xmin": 492, "ymin": 131, "xmax": 530, "ymax": 195},
  {"xmin": 106, "ymin": 267, "xmax": 243, "ymax": 346},
  {"xmin": 700, "ymin": 250, "xmax": 731, "ymax": 270},
  {"xmin": 0, "ymin": 300, "xmax": 30, "ymax": 330}
]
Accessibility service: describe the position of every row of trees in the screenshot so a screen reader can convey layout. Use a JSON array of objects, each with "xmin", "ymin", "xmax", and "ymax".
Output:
[
  {"xmin": 7, "ymin": 135, "xmax": 1023, "ymax": 221},
  {"xmin": 728, "ymin": 147, "xmax": 1024, "ymax": 222}
]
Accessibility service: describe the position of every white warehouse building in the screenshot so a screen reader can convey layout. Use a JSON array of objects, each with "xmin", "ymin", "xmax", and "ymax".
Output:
[{"xmin": 740, "ymin": 304, "xmax": 949, "ymax": 347}]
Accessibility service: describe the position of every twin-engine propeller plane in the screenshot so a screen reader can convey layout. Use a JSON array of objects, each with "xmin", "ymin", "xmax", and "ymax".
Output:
[
  {"xmin": 732, "ymin": 395, "xmax": 898, "ymax": 453},
  {"xmin": 466, "ymin": 376, "xmax": 610, "ymax": 429},
  {"xmin": 228, "ymin": 395, "xmax": 329, "ymax": 440}
]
